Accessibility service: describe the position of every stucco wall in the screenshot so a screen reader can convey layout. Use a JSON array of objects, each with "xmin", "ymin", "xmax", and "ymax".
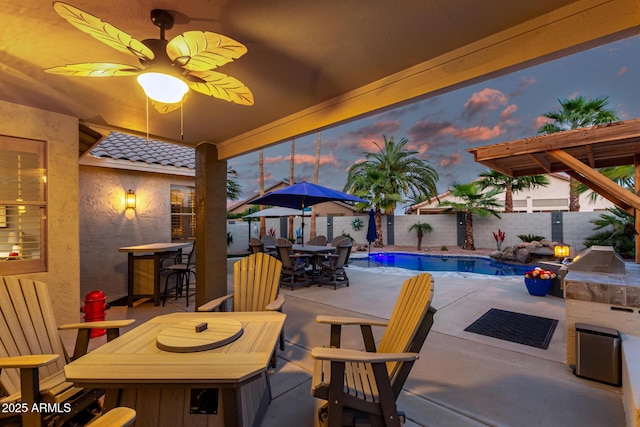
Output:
[
  {"xmin": 0, "ymin": 100, "xmax": 80, "ymax": 325},
  {"xmin": 79, "ymin": 165, "xmax": 193, "ymax": 300}
]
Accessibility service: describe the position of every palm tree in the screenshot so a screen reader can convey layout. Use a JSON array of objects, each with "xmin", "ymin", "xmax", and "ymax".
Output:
[
  {"xmin": 584, "ymin": 207, "xmax": 635, "ymax": 258},
  {"xmin": 438, "ymin": 182, "xmax": 502, "ymax": 250},
  {"xmin": 477, "ymin": 170, "xmax": 549, "ymax": 212},
  {"xmin": 346, "ymin": 165, "xmax": 401, "ymax": 246},
  {"xmin": 288, "ymin": 139, "xmax": 295, "ymax": 241},
  {"xmin": 311, "ymin": 132, "xmax": 321, "ymax": 239},
  {"xmin": 226, "ymin": 167, "xmax": 242, "ymax": 201},
  {"xmin": 538, "ymin": 95, "xmax": 619, "ymax": 211},
  {"xmin": 344, "ymin": 135, "xmax": 439, "ymax": 246},
  {"xmin": 409, "ymin": 222, "xmax": 433, "ymax": 251}
]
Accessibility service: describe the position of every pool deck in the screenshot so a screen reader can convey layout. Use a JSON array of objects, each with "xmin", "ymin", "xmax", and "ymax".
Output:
[{"xmin": 78, "ymin": 258, "xmax": 625, "ymax": 426}]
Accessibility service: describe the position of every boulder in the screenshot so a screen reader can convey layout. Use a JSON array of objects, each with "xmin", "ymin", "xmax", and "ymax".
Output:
[
  {"xmin": 516, "ymin": 248, "xmax": 532, "ymax": 263},
  {"xmin": 529, "ymin": 246, "xmax": 555, "ymax": 256}
]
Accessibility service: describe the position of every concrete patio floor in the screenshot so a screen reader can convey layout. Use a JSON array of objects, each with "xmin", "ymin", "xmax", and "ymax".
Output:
[{"xmin": 86, "ymin": 258, "xmax": 625, "ymax": 427}]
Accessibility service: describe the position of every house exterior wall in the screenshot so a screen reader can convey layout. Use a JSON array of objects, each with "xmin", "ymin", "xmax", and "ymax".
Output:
[
  {"xmin": 79, "ymin": 165, "xmax": 193, "ymax": 300},
  {"xmin": 413, "ymin": 175, "xmax": 614, "ymax": 214},
  {"xmin": 0, "ymin": 100, "xmax": 80, "ymax": 325}
]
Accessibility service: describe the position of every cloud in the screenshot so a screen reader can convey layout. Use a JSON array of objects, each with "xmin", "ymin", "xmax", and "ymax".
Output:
[
  {"xmin": 499, "ymin": 104, "xmax": 519, "ymax": 125},
  {"xmin": 439, "ymin": 151, "xmax": 462, "ymax": 167},
  {"xmin": 408, "ymin": 119, "xmax": 453, "ymax": 142},
  {"xmin": 284, "ymin": 152, "xmax": 339, "ymax": 166},
  {"xmin": 616, "ymin": 66, "xmax": 628, "ymax": 77},
  {"xmin": 263, "ymin": 155, "xmax": 284, "ymax": 164},
  {"xmin": 463, "ymin": 88, "xmax": 508, "ymax": 119},
  {"xmin": 407, "ymin": 142, "xmax": 430, "ymax": 157},
  {"xmin": 439, "ymin": 124, "xmax": 504, "ymax": 141},
  {"xmin": 255, "ymin": 171, "xmax": 273, "ymax": 185},
  {"xmin": 509, "ymin": 77, "xmax": 537, "ymax": 97},
  {"xmin": 349, "ymin": 120, "xmax": 400, "ymax": 140},
  {"xmin": 534, "ymin": 115, "xmax": 552, "ymax": 129}
]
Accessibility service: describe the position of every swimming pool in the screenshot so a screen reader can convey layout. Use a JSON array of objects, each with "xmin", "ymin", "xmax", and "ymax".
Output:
[{"xmin": 350, "ymin": 252, "xmax": 530, "ymax": 276}]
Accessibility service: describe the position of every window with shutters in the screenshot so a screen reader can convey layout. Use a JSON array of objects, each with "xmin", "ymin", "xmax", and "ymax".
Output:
[
  {"xmin": 170, "ymin": 185, "xmax": 195, "ymax": 241},
  {"xmin": 0, "ymin": 135, "xmax": 47, "ymax": 274}
]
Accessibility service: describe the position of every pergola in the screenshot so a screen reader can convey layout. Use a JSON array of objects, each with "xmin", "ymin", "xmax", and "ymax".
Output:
[{"xmin": 467, "ymin": 118, "xmax": 640, "ymax": 263}]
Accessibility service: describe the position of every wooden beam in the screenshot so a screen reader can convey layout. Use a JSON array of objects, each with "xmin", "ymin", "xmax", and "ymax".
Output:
[
  {"xmin": 585, "ymin": 145, "xmax": 596, "ymax": 168},
  {"xmin": 482, "ymin": 160, "xmax": 513, "ymax": 177},
  {"xmin": 528, "ymin": 153, "xmax": 552, "ymax": 173},
  {"xmin": 566, "ymin": 171, "xmax": 631, "ymax": 213},
  {"xmin": 546, "ymin": 149, "xmax": 640, "ymax": 211},
  {"xmin": 469, "ymin": 119, "xmax": 640, "ymax": 162}
]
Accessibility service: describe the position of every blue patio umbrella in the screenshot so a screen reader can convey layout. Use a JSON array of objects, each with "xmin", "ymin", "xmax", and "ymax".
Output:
[
  {"xmin": 251, "ymin": 182, "xmax": 367, "ymax": 245},
  {"xmin": 366, "ymin": 209, "xmax": 377, "ymax": 253}
]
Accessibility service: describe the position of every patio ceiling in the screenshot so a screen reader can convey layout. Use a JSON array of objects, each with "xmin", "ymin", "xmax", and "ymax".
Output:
[{"xmin": 2, "ymin": 0, "xmax": 640, "ymax": 160}]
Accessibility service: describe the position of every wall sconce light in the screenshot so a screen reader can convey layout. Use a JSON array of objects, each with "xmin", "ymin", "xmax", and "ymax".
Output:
[
  {"xmin": 125, "ymin": 189, "xmax": 136, "ymax": 209},
  {"xmin": 554, "ymin": 244, "xmax": 570, "ymax": 259}
]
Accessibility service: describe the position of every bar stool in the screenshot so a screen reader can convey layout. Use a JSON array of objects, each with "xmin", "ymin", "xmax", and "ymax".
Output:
[{"xmin": 163, "ymin": 241, "xmax": 196, "ymax": 307}]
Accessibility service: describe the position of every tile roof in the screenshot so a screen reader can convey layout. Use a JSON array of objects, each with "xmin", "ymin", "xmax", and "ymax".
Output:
[{"xmin": 90, "ymin": 132, "xmax": 195, "ymax": 170}]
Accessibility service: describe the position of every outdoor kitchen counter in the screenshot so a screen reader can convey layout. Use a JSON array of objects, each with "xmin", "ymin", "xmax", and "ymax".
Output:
[{"xmin": 564, "ymin": 263, "xmax": 640, "ymax": 365}]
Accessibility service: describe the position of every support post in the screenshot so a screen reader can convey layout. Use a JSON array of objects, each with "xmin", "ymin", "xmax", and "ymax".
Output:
[{"xmin": 195, "ymin": 143, "xmax": 228, "ymax": 307}]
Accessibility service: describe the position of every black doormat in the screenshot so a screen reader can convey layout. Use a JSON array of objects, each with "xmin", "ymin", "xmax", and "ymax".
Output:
[{"xmin": 464, "ymin": 308, "xmax": 558, "ymax": 349}]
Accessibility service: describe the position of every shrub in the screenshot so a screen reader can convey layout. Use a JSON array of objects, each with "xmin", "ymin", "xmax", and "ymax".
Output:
[
  {"xmin": 340, "ymin": 231, "xmax": 355, "ymax": 243},
  {"xmin": 440, "ymin": 245, "xmax": 448, "ymax": 251}
]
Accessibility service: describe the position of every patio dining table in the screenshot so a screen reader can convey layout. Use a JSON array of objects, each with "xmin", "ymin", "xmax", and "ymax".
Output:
[
  {"xmin": 267, "ymin": 243, "xmax": 335, "ymax": 283},
  {"xmin": 65, "ymin": 311, "xmax": 286, "ymax": 427},
  {"xmin": 119, "ymin": 242, "xmax": 192, "ymax": 306}
]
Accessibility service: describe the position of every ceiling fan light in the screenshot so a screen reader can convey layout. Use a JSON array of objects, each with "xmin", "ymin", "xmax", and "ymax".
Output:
[{"xmin": 136, "ymin": 72, "xmax": 188, "ymax": 103}]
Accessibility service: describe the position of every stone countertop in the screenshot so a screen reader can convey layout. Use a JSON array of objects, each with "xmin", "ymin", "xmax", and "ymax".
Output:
[{"xmin": 564, "ymin": 263, "xmax": 640, "ymax": 307}]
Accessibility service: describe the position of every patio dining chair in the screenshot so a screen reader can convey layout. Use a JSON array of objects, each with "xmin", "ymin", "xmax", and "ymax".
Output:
[
  {"xmin": 197, "ymin": 252, "xmax": 285, "ymax": 367},
  {"xmin": 261, "ymin": 235, "xmax": 278, "ymax": 256},
  {"xmin": 249, "ymin": 237, "xmax": 265, "ymax": 254},
  {"xmin": 307, "ymin": 235, "xmax": 328, "ymax": 275},
  {"xmin": 162, "ymin": 240, "xmax": 196, "ymax": 307},
  {"xmin": 311, "ymin": 272, "xmax": 436, "ymax": 427},
  {"xmin": 308, "ymin": 235, "xmax": 328, "ymax": 246},
  {"xmin": 275, "ymin": 237, "xmax": 312, "ymax": 290},
  {"xmin": 261, "ymin": 235, "xmax": 277, "ymax": 248},
  {"xmin": 318, "ymin": 239, "xmax": 352, "ymax": 289},
  {"xmin": 330, "ymin": 235, "xmax": 349, "ymax": 247},
  {"xmin": 0, "ymin": 275, "xmax": 135, "ymax": 427}
]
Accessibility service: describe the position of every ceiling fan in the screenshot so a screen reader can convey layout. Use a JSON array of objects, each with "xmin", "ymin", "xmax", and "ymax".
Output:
[{"xmin": 45, "ymin": 2, "xmax": 253, "ymax": 114}]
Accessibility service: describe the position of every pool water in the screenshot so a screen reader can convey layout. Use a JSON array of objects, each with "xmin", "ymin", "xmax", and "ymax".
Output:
[{"xmin": 350, "ymin": 252, "xmax": 530, "ymax": 276}]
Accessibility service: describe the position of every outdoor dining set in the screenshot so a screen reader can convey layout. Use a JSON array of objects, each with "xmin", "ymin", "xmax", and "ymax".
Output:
[{"xmin": 249, "ymin": 234, "xmax": 353, "ymax": 290}]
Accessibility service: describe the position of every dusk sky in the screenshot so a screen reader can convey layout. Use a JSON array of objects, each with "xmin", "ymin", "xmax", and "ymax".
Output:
[{"xmin": 228, "ymin": 35, "xmax": 640, "ymax": 211}]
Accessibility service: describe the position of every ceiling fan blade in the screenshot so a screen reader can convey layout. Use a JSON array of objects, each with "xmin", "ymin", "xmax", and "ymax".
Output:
[
  {"xmin": 53, "ymin": 2, "xmax": 154, "ymax": 61},
  {"xmin": 167, "ymin": 31, "xmax": 247, "ymax": 71},
  {"xmin": 186, "ymin": 70, "xmax": 254, "ymax": 105},
  {"xmin": 44, "ymin": 63, "xmax": 143, "ymax": 77}
]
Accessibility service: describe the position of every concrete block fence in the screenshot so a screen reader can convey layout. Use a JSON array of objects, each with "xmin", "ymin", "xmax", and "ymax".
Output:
[{"xmin": 227, "ymin": 211, "xmax": 608, "ymax": 257}]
